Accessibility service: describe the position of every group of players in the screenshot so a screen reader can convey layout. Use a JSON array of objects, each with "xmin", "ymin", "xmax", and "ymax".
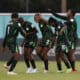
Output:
[{"xmin": 1, "ymin": 9, "xmax": 77, "ymax": 75}]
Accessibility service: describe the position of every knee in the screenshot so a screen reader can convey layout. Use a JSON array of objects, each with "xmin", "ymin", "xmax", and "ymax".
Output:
[
  {"xmin": 14, "ymin": 54, "xmax": 20, "ymax": 60},
  {"xmin": 43, "ymin": 54, "xmax": 48, "ymax": 61},
  {"xmin": 28, "ymin": 54, "xmax": 33, "ymax": 60}
]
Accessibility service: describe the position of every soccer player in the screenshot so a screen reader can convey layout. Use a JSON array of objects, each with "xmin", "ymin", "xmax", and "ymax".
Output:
[
  {"xmin": 48, "ymin": 17, "xmax": 71, "ymax": 73},
  {"xmin": 2, "ymin": 13, "xmax": 26, "ymax": 75},
  {"xmin": 18, "ymin": 18, "xmax": 38, "ymax": 73},
  {"xmin": 48, "ymin": 9, "xmax": 77, "ymax": 72},
  {"xmin": 34, "ymin": 13, "xmax": 54, "ymax": 73}
]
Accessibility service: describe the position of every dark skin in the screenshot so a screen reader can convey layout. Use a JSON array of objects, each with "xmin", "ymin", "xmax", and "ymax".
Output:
[
  {"xmin": 49, "ymin": 19, "xmax": 71, "ymax": 70},
  {"xmin": 2, "ymin": 17, "xmax": 28, "ymax": 67},
  {"xmin": 34, "ymin": 14, "xmax": 70, "ymax": 71},
  {"xmin": 48, "ymin": 9, "xmax": 76, "ymax": 71},
  {"xmin": 1, "ymin": 17, "xmax": 22, "ymax": 69},
  {"xmin": 34, "ymin": 14, "xmax": 55, "ymax": 71},
  {"xmin": 19, "ymin": 18, "xmax": 37, "ymax": 69},
  {"xmin": 24, "ymin": 48, "xmax": 34, "ymax": 61},
  {"xmin": 48, "ymin": 9, "xmax": 75, "ymax": 20}
]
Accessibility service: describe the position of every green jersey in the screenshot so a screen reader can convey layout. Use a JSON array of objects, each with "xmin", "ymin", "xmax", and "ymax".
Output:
[
  {"xmin": 39, "ymin": 21, "xmax": 53, "ymax": 39},
  {"xmin": 3, "ymin": 20, "xmax": 25, "ymax": 53},
  {"xmin": 54, "ymin": 22, "xmax": 70, "ymax": 53},
  {"xmin": 51, "ymin": 11, "xmax": 77, "ymax": 50},
  {"xmin": 22, "ymin": 21, "xmax": 37, "ymax": 41},
  {"xmin": 22, "ymin": 21, "xmax": 37, "ymax": 48},
  {"xmin": 38, "ymin": 21, "xmax": 54, "ymax": 47},
  {"xmin": 65, "ymin": 19, "xmax": 77, "ymax": 42},
  {"xmin": 65, "ymin": 19, "xmax": 77, "ymax": 50}
]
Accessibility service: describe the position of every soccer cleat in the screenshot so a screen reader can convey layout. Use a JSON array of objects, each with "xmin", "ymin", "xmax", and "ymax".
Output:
[
  {"xmin": 57, "ymin": 70, "xmax": 63, "ymax": 73},
  {"xmin": 30, "ymin": 69, "xmax": 38, "ymax": 73},
  {"xmin": 26, "ymin": 68, "xmax": 32, "ymax": 73},
  {"xmin": 72, "ymin": 69, "xmax": 77, "ymax": 73},
  {"xmin": 7, "ymin": 71, "xmax": 17, "ymax": 75},
  {"xmin": 66, "ymin": 68, "xmax": 72, "ymax": 73},
  {"xmin": 44, "ymin": 70, "xmax": 48, "ymax": 73},
  {"xmin": 4, "ymin": 64, "xmax": 10, "ymax": 69}
]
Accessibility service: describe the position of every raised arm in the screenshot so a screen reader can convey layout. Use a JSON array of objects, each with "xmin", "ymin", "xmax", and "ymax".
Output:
[{"xmin": 48, "ymin": 9, "xmax": 68, "ymax": 21}]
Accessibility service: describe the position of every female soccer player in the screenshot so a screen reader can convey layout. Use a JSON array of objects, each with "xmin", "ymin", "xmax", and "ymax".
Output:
[
  {"xmin": 3, "ymin": 13, "xmax": 27, "ymax": 75},
  {"xmin": 18, "ymin": 18, "xmax": 38, "ymax": 73},
  {"xmin": 48, "ymin": 17, "xmax": 71, "ymax": 73},
  {"xmin": 34, "ymin": 13, "xmax": 54, "ymax": 73},
  {"xmin": 48, "ymin": 9, "xmax": 77, "ymax": 72}
]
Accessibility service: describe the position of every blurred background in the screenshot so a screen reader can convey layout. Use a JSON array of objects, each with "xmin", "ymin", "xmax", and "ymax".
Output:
[{"xmin": 0, "ymin": 0, "xmax": 80, "ymax": 13}]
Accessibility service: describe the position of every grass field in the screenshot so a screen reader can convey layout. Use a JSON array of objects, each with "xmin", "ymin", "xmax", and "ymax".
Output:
[{"xmin": 0, "ymin": 61, "xmax": 80, "ymax": 80}]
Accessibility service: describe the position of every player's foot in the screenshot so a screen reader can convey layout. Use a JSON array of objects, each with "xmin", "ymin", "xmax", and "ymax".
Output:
[
  {"xmin": 26, "ymin": 68, "xmax": 32, "ymax": 73},
  {"xmin": 44, "ymin": 70, "xmax": 48, "ymax": 73},
  {"xmin": 57, "ymin": 70, "xmax": 63, "ymax": 73},
  {"xmin": 7, "ymin": 71, "xmax": 17, "ymax": 75},
  {"xmin": 31, "ymin": 68, "xmax": 38, "ymax": 73},
  {"xmin": 72, "ymin": 69, "xmax": 77, "ymax": 73},
  {"xmin": 4, "ymin": 64, "xmax": 10, "ymax": 69},
  {"xmin": 66, "ymin": 68, "xmax": 72, "ymax": 73}
]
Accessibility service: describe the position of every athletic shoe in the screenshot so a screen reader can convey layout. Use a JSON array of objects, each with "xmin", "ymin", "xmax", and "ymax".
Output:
[
  {"xmin": 66, "ymin": 68, "xmax": 72, "ymax": 73},
  {"xmin": 72, "ymin": 69, "xmax": 77, "ymax": 73},
  {"xmin": 7, "ymin": 71, "xmax": 17, "ymax": 75},
  {"xmin": 44, "ymin": 70, "xmax": 48, "ymax": 73},
  {"xmin": 4, "ymin": 64, "xmax": 10, "ymax": 69},
  {"xmin": 26, "ymin": 68, "xmax": 32, "ymax": 73},
  {"xmin": 57, "ymin": 70, "xmax": 63, "ymax": 73},
  {"xmin": 30, "ymin": 68, "xmax": 38, "ymax": 73}
]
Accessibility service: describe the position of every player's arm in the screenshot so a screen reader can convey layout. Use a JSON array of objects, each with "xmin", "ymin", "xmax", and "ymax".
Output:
[
  {"xmin": 26, "ymin": 24, "xmax": 38, "ymax": 35},
  {"xmin": 63, "ymin": 23, "xmax": 71, "ymax": 46},
  {"xmin": 26, "ymin": 31, "xmax": 37, "ymax": 36},
  {"xmin": 59, "ymin": 24, "xmax": 67, "ymax": 35},
  {"xmin": 73, "ymin": 21, "xmax": 78, "ymax": 40},
  {"xmin": 48, "ymin": 9, "xmax": 68, "ymax": 20},
  {"xmin": 19, "ymin": 23, "xmax": 37, "ymax": 36},
  {"xmin": 3, "ymin": 25, "xmax": 9, "ymax": 48},
  {"xmin": 20, "ymin": 27, "xmax": 37, "ymax": 36},
  {"xmin": 18, "ymin": 23, "xmax": 27, "ymax": 37}
]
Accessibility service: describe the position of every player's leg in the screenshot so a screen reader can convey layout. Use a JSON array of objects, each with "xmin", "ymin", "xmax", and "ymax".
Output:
[
  {"xmin": 55, "ymin": 53, "xmax": 62, "ymax": 72},
  {"xmin": 4, "ymin": 44, "xmax": 14, "ymax": 69},
  {"xmin": 24, "ymin": 47, "xmax": 31, "ymax": 73},
  {"xmin": 42, "ymin": 47, "xmax": 50, "ymax": 73},
  {"xmin": 4, "ymin": 44, "xmax": 15, "ymax": 69},
  {"xmin": 55, "ymin": 45, "xmax": 63, "ymax": 72},
  {"xmin": 4, "ymin": 56, "xmax": 14, "ymax": 69},
  {"xmin": 26, "ymin": 48, "xmax": 38, "ymax": 73},
  {"xmin": 27, "ymin": 48, "xmax": 36, "ymax": 69},
  {"xmin": 8, "ymin": 45, "xmax": 20, "ymax": 75},
  {"xmin": 67, "ymin": 43, "xmax": 77, "ymax": 72},
  {"xmin": 8, "ymin": 53, "xmax": 20, "ymax": 72},
  {"xmin": 36, "ymin": 46, "xmax": 44, "ymax": 60},
  {"xmin": 68, "ymin": 49, "xmax": 76, "ymax": 71},
  {"xmin": 61, "ymin": 52, "xmax": 72, "ymax": 73}
]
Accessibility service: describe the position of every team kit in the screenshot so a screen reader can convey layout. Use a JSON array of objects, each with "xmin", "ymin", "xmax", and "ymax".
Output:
[{"xmin": 2, "ymin": 9, "xmax": 78, "ymax": 75}]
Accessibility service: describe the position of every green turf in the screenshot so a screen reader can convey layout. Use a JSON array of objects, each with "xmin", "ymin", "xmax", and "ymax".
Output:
[{"xmin": 0, "ymin": 61, "xmax": 80, "ymax": 80}]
